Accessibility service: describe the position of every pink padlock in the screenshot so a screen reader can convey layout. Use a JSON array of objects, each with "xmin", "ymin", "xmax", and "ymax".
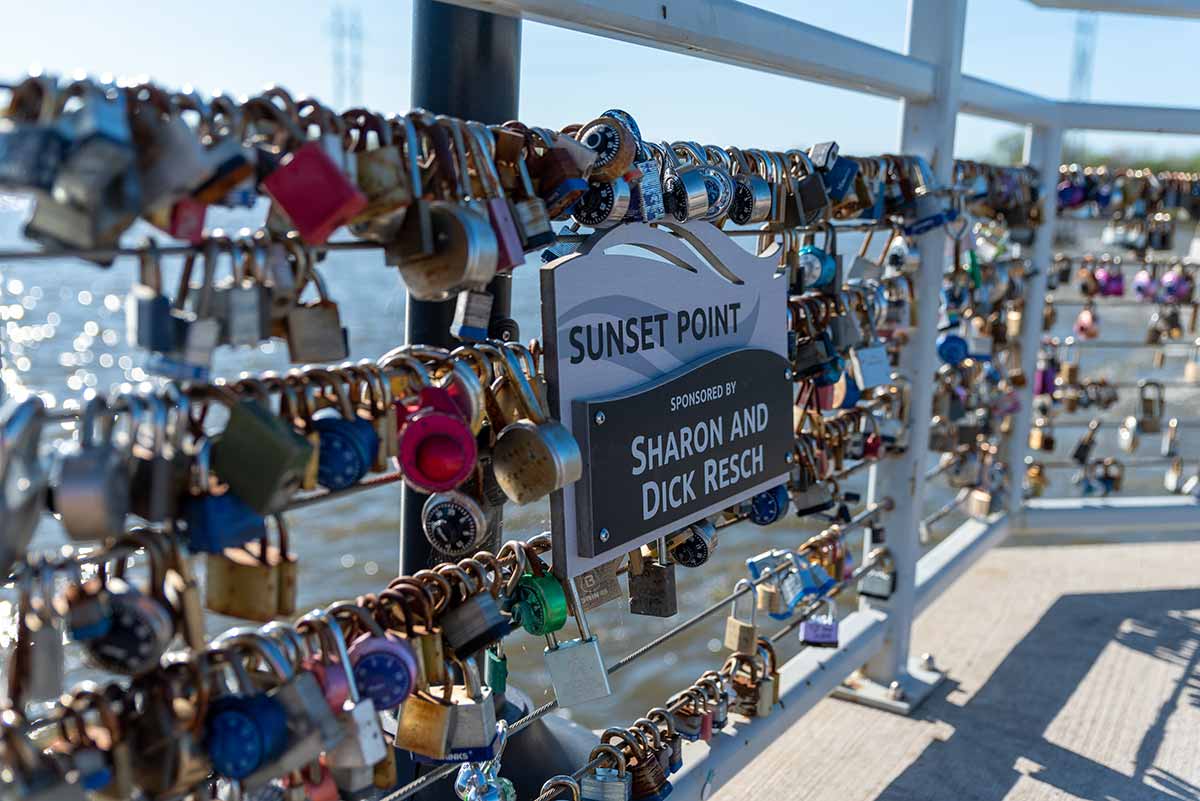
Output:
[
  {"xmin": 262, "ymin": 140, "xmax": 367, "ymax": 244},
  {"xmin": 283, "ymin": 758, "xmax": 340, "ymax": 801},
  {"xmin": 297, "ymin": 613, "xmax": 350, "ymax": 714},
  {"xmin": 396, "ymin": 385, "xmax": 477, "ymax": 493}
]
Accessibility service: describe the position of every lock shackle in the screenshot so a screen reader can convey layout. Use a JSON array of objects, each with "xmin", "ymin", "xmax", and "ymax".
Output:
[
  {"xmin": 601, "ymin": 726, "xmax": 644, "ymax": 762},
  {"xmin": 539, "ymin": 775, "xmax": 581, "ymax": 801},
  {"xmin": 303, "ymin": 607, "xmax": 366, "ymax": 705},
  {"xmin": 331, "ymin": 363, "xmax": 374, "ymax": 419},
  {"xmin": 694, "ymin": 676, "xmax": 723, "ymax": 712},
  {"xmin": 327, "ymin": 600, "xmax": 390, "ymax": 642},
  {"xmin": 587, "ymin": 744, "xmax": 627, "ymax": 776},
  {"xmin": 477, "ymin": 342, "xmax": 547, "ymax": 425},
  {"xmin": 411, "ymin": 569, "xmax": 454, "ymax": 614},
  {"xmin": 722, "ymin": 651, "xmax": 760, "ymax": 684},
  {"xmin": 305, "ymin": 367, "xmax": 358, "ymax": 422},
  {"xmin": 435, "ymin": 563, "xmax": 479, "ymax": 604},
  {"xmin": 76, "ymin": 392, "xmax": 116, "ymax": 451},
  {"xmin": 384, "ymin": 577, "xmax": 437, "ymax": 631},
  {"xmin": 466, "ymin": 121, "xmax": 509, "ymax": 202},
  {"xmin": 214, "ymin": 627, "xmax": 296, "ymax": 682},
  {"xmin": 646, "ymin": 707, "xmax": 677, "ymax": 740},
  {"xmin": 378, "ymin": 350, "xmax": 433, "ymax": 399},
  {"xmin": 457, "ymin": 556, "xmax": 499, "ymax": 599},
  {"xmin": 730, "ymin": 578, "xmax": 758, "ymax": 626},
  {"xmin": 373, "ymin": 587, "xmax": 419, "ymax": 639},
  {"xmin": 632, "ymin": 718, "xmax": 664, "ymax": 753},
  {"xmin": 68, "ymin": 685, "xmax": 124, "ymax": 746},
  {"xmin": 261, "ymin": 620, "xmax": 307, "ymax": 667},
  {"xmin": 755, "ymin": 638, "xmax": 779, "ymax": 675}
]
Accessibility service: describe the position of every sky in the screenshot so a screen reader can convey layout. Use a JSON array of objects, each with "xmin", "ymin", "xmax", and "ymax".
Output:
[{"xmin": 3, "ymin": 0, "xmax": 1200, "ymax": 163}]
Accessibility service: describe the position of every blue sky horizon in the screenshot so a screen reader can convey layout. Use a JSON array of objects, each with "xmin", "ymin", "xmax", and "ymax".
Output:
[{"xmin": 4, "ymin": 1, "xmax": 1199, "ymax": 164}]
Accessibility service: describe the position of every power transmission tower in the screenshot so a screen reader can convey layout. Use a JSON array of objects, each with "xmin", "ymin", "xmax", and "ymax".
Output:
[
  {"xmin": 1068, "ymin": 11, "xmax": 1098, "ymax": 159},
  {"xmin": 330, "ymin": 3, "xmax": 363, "ymax": 107}
]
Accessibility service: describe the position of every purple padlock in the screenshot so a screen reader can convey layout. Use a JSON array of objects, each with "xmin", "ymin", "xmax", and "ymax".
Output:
[
  {"xmin": 1095, "ymin": 263, "xmax": 1125, "ymax": 297},
  {"xmin": 1160, "ymin": 267, "xmax": 1193, "ymax": 304},
  {"xmin": 1132, "ymin": 267, "xmax": 1158, "ymax": 302},
  {"xmin": 1034, "ymin": 351, "xmax": 1057, "ymax": 396},
  {"xmin": 329, "ymin": 601, "xmax": 419, "ymax": 711},
  {"xmin": 800, "ymin": 599, "xmax": 839, "ymax": 648}
]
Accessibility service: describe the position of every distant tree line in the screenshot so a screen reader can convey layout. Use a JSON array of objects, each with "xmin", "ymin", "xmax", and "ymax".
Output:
[{"xmin": 982, "ymin": 131, "xmax": 1200, "ymax": 173}]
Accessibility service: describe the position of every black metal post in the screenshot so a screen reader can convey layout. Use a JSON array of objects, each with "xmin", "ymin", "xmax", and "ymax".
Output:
[{"xmin": 402, "ymin": 0, "xmax": 521, "ymax": 575}]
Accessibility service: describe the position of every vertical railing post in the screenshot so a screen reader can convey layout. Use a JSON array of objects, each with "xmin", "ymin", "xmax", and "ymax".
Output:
[
  {"xmin": 1006, "ymin": 124, "xmax": 1063, "ymax": 522},
  {"xmin": 845, "ymin": 0, "xmax": 966, "ymax": 714},
  {"xmin": 402, "ymin": 0, "xmax": 521, "ymax": 575}
]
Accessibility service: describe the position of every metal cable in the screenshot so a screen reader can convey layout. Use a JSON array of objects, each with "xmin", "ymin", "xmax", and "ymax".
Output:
[{"xmin": 380, "ymin": 519, "xmax": 887, "ymax": 801}]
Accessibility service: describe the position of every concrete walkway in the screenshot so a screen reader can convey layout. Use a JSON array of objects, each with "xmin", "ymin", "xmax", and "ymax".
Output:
[{"xmin": 711, "ymin": 540, "xmax": 1200, "ymax": 801}]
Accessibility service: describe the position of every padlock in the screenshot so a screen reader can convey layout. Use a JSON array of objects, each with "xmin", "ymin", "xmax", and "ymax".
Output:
[
  {"xmin": 627, "ymin": 542, "xmax": 678, "ymax": 619},
  {"xmin": 392, "ymin": 641, "xmax": 454, "ymax": 763},
  {"xmin": 544, "ymin": 567, "xmax": 612, "ymax": 707},
  {"xmin": 255, "ymin": 99, "xmax": 366, "ymax": 244},
  {"xmin": 52, "ymin": 79, "xmax": 135, "ymax": 211},
  {"xmin": 330, "ymin": 602, "xmax": 419, "ymax": 712},
  {"xmin": 128, "ymin": 83, "xmax": 213, "ymax": 211},
  {"xmin": 202, "ymin": 642, "xmax": 291, "ymax": 781},
  {"xmin": 580, "ymin": 745, "xmax": 632, "ymax": 801},
  {"xmin": 207, "ymin": 384, "xmax": 313, "ymax": 514},
  {"xmin": 126, "ymin": 239, "xmax": 177, "ymax": 352},
  {"xmin": 84, "ymin": 534, "xmax": 176, "ymax": 675},
  {"xmin": 1028, "ymin": 417, "xmax": 1055, "ymax": 452},
  {"xmin": 483, "ymin": 344, "xmax": 582, "ymax": 504},
  {"xmin": 512, "ymin": 542, "xmax": 570, "ymax": 634},
  {"xmin": 491, "ymin": 123, "xmax": 559, "ymax": 245},
  {"xmin": 668, "ymin": 517, "xmax": 718, "ymax": 568},
  {"xmin": 1137, "ymin": 380, "xmax": 1165, "ymax": 434},
  {"xmin": 7, "ymin": 561, "xmax": 65, "ymax": 705},
  {"xmin": 397, "ymin": 383, "xmax": 478, "ymax": 493},
  {"xmin": 652, "ymin": 140, "xmax": 708, "ymax": 223},
  {"xmin": 0, "ymin": 710, "xmax": 90, "ymax": 801},
  {"xmin": 54, "ymin": 394, "xmax": 130, "ymax": 541},
  {"xmin": 222, "ymin": 628, "xmax": 344, "ymax": 787},
  {"xmin": 0, "ymin": 397, "xmax": 48, "ymax": 577},
  {"xmin": 465, "ymin": 121, "xmax": 525, "ymax": 272},
  {"xmin": 857, "ymin": 551, "xmax": 896, "ymax": 600},
  {"xmin": 182, "ymin": 436, "xmax": 269, "ymax": 553},
  {"xmin": 341, "ymin": 108, "xmax": 411, "ymax": 235},
  {"xmin": 216, "ymin": 235, "xmax": 273, "ymax": 348},
  {"xmin": 1165, "ymin": 457, "xmax": 1185, "ymax": 494},
  {"xmin": 748, "ymin": 483, "xmax": 791, "ymax": 526},
  {"xmin": 800, "ymin": 598, "xmax": 839, "ymax": 648},
  {"xmin": 725, "ymin": 651, "xmax": 764, "ymax": 718},
  {"xmin": 723, "ymin": 579, "xmax": 758, "ymax": 654},
  {"xmin": 425, "ymin": 657, "xmax": 497, "ymax": 764},
  {"xmin": 795, "ymin": 224, "xmax": 840, "ymax": 292},
  {"xmin": 147, "ymin": 241, "xmax": 221, "ymax": 382},
  {"xmin": 437, "ymin": 561, "xmax": 513, "ymax": 657},
  {"xmin": 1071, "ymin": 419, "xmax": 1101, "ymax": 465},
  {"xmin": 285, "ymin": 267, "xmax": 350, "ymax": 363},
  {"xmin": 307, "ymin": 369, "xmax": 379, "ymax": 490},
  {"xmin": 299, "ymin": 610, "xmax": 388, "ymax": 776}
]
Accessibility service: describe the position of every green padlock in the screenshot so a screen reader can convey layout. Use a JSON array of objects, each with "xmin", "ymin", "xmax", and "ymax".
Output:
[
  {"xmin": 205, "ymin": 382, "xmax": 313, "ymax": 514},
  {"xmin": 512, "ymin": 543, "xmax": 568, "ymax": 636}
]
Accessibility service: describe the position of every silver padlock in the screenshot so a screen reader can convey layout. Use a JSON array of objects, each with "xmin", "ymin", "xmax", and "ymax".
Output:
[
  {"xmin": 54, "ymin": 394, "xmax": 129, "ymax": 541},
  {"xmin": 0, "ymin": 397, "xmax": 49, "ymax": 576},
  {"xmin": 299, "ymin": 610, "xmax": 387, "ymax": 773},
  {"xmin": 544, "ymin": 569, "xmax": 612, "ymax": 708}
]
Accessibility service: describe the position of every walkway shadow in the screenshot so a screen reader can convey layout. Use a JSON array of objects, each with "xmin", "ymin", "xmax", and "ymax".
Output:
[{"xmin": 865, "ymin": 589, "xmax": 1200, "ymax": 801}]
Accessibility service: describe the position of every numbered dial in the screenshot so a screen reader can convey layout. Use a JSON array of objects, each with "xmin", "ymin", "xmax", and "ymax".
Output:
[
  {"xmin": 670, "ymin": 520, "xmax": 717, "ymax": 568},
  {"xmin": 572, "ymin": 179, "xmax": 631, "ymax": 229},
  {"xmin": 576, "ymin": 117, "xmax": 637, "ymax": 182},
  {"xmin": 421, "ymin": 490, "xmax": 487, "ymax": 557}
]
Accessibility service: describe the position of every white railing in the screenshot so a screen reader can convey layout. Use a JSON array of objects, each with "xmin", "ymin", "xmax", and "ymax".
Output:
[{"xmin": 436, "ymin": 0, "xmax": 1200, "ymax": 794}]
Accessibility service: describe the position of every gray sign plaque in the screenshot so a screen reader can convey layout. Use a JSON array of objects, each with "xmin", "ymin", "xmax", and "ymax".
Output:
[{"xmin": 542, "ymin": 221, "xmax": 790, "ymax": 579}]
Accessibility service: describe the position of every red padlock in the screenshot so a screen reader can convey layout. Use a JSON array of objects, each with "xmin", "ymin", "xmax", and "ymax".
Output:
[
  {"xmin": 283, "ymin": 758, "xmax": 339, "ymax": 801},
  {"xmin": 148, "ymin": 196, "xmax": 207, "ymax": 244},
  {"xmin": 396, "ymin": 385, "xmax": 477, "ymax": 493},
  {"xmin": 862, "ymin": 415, "xmax": 883, "ymax": 461}
]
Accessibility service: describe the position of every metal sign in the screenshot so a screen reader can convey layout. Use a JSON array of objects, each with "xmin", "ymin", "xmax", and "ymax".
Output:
[{"xmin": 541, "ymin": 221, "xmax": 790, "ymax": 579}]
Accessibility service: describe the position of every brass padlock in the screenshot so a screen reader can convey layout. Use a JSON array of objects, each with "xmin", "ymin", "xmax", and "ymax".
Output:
[{"xmin": 205, "ymin": 538, "xmax": 279, "ymax": 622}]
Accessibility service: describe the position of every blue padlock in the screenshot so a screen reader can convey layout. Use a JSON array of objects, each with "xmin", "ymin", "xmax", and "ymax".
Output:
[
  {"xmin": 181, "ymin": 440, "xmax": 267, "ymax": 553},
  {"xmin": 822, "ymin": 156, "xmax": 859, "ymax": 203},
  {"xmin": 204, "ymin": 645, "xmax": 289, "ymax": 779},
  {"xmin": 839, "ymin": 373, "xmax": 862, "ymax": 409},
  {"xmin": 937, "ymin": 333, "xmax": 969, "ymax": 367},
  {"xmin": 796, "ymin": 227, "xmax": 838, "ymax": 291},
  {"xmin": 749, "ymin": 484, "xmax": 791, "ymax": 526},
  {"xmin": 309, "ymin": 369, "xmax": 380, "ymax": 491}
]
